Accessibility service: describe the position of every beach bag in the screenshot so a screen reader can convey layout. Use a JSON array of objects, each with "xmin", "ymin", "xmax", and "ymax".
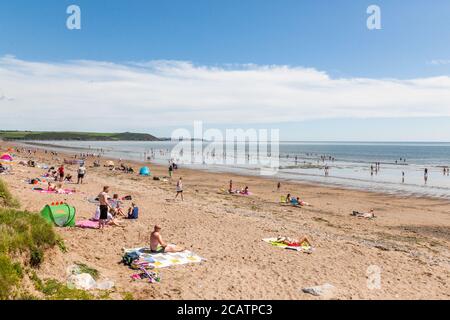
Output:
[{"xmin": 122, "ymin": 252, "xmax": 140, "ymax": 266}]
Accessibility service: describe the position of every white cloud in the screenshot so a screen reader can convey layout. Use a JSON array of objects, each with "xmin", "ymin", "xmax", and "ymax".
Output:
[
  {"xmin": 429, "ymin": 59, "xmax": 450, "ymax": 65},
  {"xmin": 1, "ymin": 55, "xmax": 450, "ymax": 132}
]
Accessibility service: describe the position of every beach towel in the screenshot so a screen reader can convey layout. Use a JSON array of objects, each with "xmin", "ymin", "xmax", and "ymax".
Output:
[
  {"xmin": 34, "ymin": 188, "xmax": 74, "ymax": 195},
  {"xmin": 262, "ymin": 238, "xmax": 313, "ymax": 253},
  {"xmin": 87, "ymin": 197, "xmax": 100, "ymax": 204},
  {"xmin": 123, "ymin": 247, "xmax": 204, "ymax": 269},
  {"xmin": 75, "ymin": 219, "xmax": 99, "ymax": 229}
]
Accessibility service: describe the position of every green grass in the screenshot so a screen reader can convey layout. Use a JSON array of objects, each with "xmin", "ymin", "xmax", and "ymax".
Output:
[
  {"xmin": 74, "ymin": 262, "xmax": 99, "ymax": 280},
  {"xmin": 0, "ymin": 254, "xmax": 23, "ymax": 299},
  {"xmin": 121, "ymin": 291, "xmax": 135, "ymax": 300},
  {"xmin": 0, "ymin": 179, "xmax": 20, "ymax": 208},
  {"xmin": 0, "ymin": 130, "xmax": 160, "ymax": 141},
  {"xmin": 0, "ymin": 206, "xmax": 57, "ymax": 299},
  {"xmin": 30, "ymin": 272, "xmax": 95, "ymax": 300},
  {"xmin": 0, "ymin": 178, "xmax": 103, "ymax": 300}
]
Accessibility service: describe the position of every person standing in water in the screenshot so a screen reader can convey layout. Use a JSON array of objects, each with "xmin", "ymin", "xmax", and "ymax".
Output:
[
  {"xmin": 402, "ymin": 171, "xmax": 405, "ymax": 183},
  {"xmin": 424, "ymin": 168, "xmax": 429, "ymax": 184}
]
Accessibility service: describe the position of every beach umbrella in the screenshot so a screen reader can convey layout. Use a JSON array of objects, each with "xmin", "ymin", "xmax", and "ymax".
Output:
[{"xmin": 0, "ymin": 154, "xmax": 13, "ymax": 161}]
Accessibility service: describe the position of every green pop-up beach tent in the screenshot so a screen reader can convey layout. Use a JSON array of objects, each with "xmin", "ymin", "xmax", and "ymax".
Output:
[{"xmin": 40, "ymin": 204, "xmax": 76, "ymax": 227}]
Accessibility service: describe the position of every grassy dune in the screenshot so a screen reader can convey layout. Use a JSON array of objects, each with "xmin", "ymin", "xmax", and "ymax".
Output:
[
  {"xmin": 0, "ymin": 178, "xmax": 58, "ymax": 299},
  {"xmin": 0, "ymin": 178, "xmax": 83, "ymax": 299}
]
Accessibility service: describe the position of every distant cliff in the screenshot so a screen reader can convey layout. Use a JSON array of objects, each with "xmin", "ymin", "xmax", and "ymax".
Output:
[{"xmin": 0, "ymin": 131, "xmax": 162, "ymax": 141}]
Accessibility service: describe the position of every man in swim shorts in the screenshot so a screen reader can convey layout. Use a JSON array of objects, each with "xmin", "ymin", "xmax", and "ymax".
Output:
[
  {"xmin": 150, "ymin": 225, "xmax": 184, "ymax": 253},
  {"xmin": 98, "ymin": 186, "xmax": 111, "ymax": 229}
]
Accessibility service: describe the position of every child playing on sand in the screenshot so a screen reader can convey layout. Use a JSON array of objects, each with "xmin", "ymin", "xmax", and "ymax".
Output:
[
  {"xmin": 110, "ymin": 194, "xmax": 125, "ymax": 217},
  {"xmin": 175, "ymin": 177, "xmax": 184, "ymax": 201},
  {"xmin": 127, "ymin": 203, "xmax": 139, "ymax": 219},
  {"xmin": 285, "ymin": 193, "xmax": 291, "ymax": 203},
  {"xmin": 47, "ymin": 181, "xmax": 56, "ymax": 191}
]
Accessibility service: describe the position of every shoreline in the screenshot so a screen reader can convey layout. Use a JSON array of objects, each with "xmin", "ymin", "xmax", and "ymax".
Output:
[{"xmin": 16, "ymin": 140, "xmax": 450, "ymax": 202}]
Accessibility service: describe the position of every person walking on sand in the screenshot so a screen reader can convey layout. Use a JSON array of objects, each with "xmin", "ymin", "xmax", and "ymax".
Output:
[
  {"xmin": 150, "ymin": 225, "xmax": 185, "ymax": 253},
  {"xmin": 277, "ymin": 181, "xmax": 281, "ymax": 191},
  {"xmin": 229, "ymin": 179, "xmax": 233, "ymax": 193},
  {"xmin": 98, "ymin": 186, "xmax": 111, "ymax": 229},
  {"xmin": 77, "ymin": 164, "xmax": 86, "ymax": 184},
  {"xmin": 175, "ymin": 177, "xmax": 184, "ymax": 201},
  {"xmin": 168, "ymin": 163, "xmax": 173, "ymax": 178}
]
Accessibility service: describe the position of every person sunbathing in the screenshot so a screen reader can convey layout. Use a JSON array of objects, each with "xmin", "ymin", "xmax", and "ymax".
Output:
[
  {"xmin": 351, "ymin": 209, "xmax": 375, "ymax": 219},
  {"xmin": 150, "ymin": 225, "xmax": 184, "ymax": 253},
  {"xmin": 277, "ymin": 236, "xmax": 311, "ymax": 247},
  {"xmin": 240, "ymin": 186, "xmax": 250, "ymax": 195},
  {"xmin": 290, "ymin": 196, "xmax": 310, "ymax": 207}
]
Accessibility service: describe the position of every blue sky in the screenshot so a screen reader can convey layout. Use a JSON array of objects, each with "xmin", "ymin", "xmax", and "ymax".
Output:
[{"xmin": 1, "ymin": 0, "xmax": 450, "ymax": 140}]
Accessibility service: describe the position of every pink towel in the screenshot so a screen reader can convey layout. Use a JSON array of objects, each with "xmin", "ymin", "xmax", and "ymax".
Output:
[
  {"xmin": 75, "ymin": 220, "xmax": 99, "ymax": 229},
  {"xmin": 36, "ymin": 189, "xmax": 74, "ymax": 195}
]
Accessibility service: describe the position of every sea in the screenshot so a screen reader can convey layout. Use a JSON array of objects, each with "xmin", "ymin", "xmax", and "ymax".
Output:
[{"xmin": 21, "ymin": 141, "xmax": 450, "ymax": 199}]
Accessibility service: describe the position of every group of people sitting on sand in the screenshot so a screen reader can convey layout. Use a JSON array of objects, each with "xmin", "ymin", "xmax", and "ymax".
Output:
[
  {"xmin": 117, "ymin": 163, "xmax": 134, "ymax": 173},
  {"xmin": 227, "ymin": 180, "xmax": 251, "ymax": 195},
  {"xmin": 94, "ymin": 187, "xmax": 185, "ymax": 254},
  {"xmin": 96, "ymin": 186, "xmax": 140, "ymax": 229}
]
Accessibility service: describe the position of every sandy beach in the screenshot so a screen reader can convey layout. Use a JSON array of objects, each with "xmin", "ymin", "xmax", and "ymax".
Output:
[{"xmin": 1, "ymin": 142, "xmax": 449, "ymax": 300}]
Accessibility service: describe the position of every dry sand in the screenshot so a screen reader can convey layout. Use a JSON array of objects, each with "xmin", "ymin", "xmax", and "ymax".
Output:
[{"xmin": 1, "ymin": 143, "xmax": 449, "ymax": 300}]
